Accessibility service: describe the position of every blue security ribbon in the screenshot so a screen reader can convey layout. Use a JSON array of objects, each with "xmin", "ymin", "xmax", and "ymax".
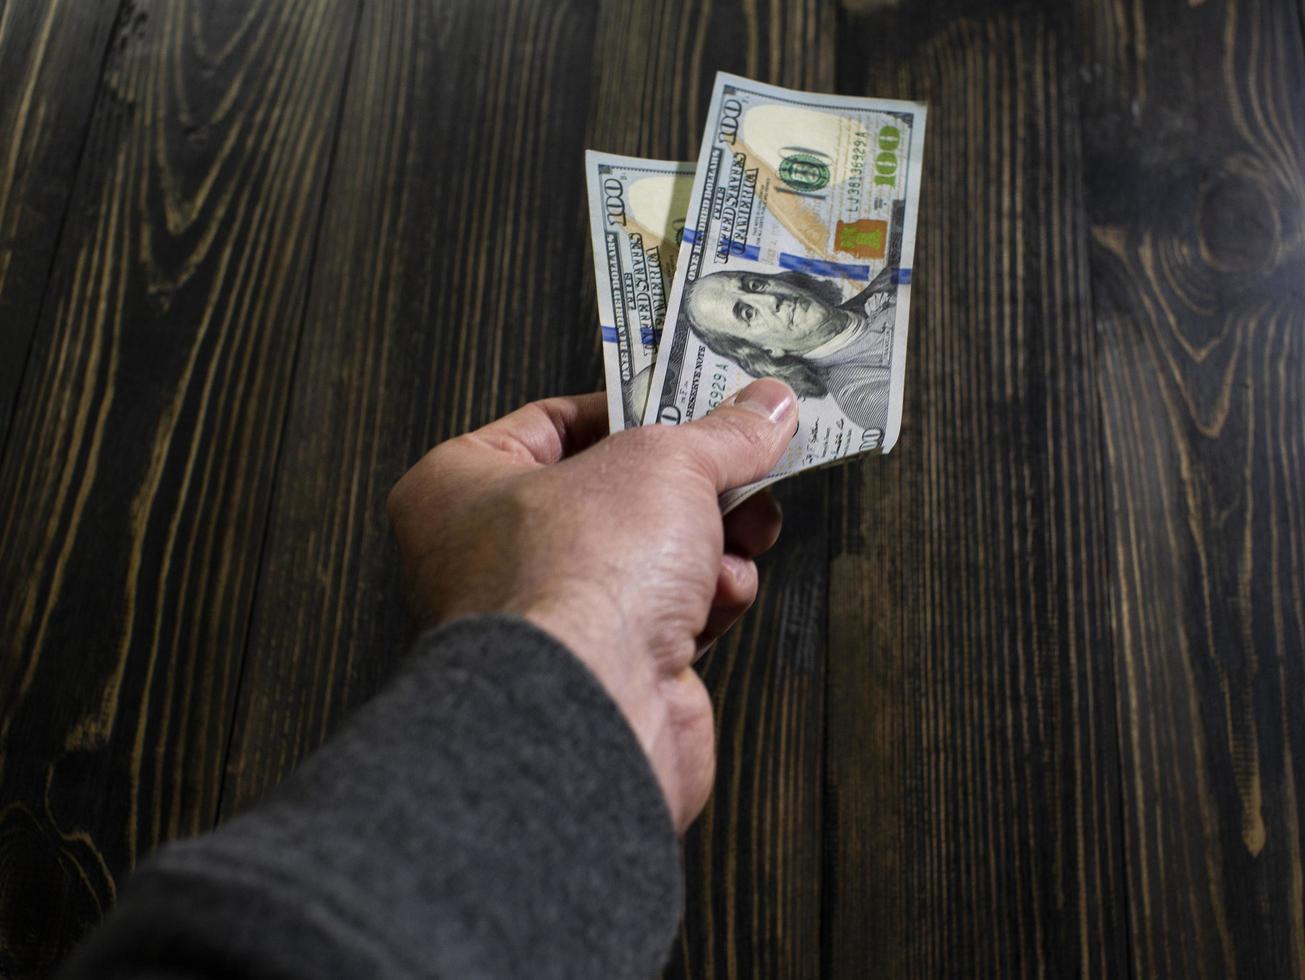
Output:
[{"xmin": 778, "ymin": 253, "xmax": 870, "ymax": 280}]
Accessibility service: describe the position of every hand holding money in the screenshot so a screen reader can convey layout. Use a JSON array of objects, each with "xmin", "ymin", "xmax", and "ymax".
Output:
[
  {"xmin": 387, "ymin": 381, "xmax": 796, "ymax": 831},
  {"xmin": 586, "ymin": 74, "xmax": 925, "ymax": 507}
]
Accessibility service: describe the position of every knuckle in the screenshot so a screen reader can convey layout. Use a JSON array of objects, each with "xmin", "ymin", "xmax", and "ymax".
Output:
[
  {"xmin": 388, "ymin": 439, "xmax": 464, "ymax": 523},
  {"xmin": 422, "ymin": 438, "xmax": 471, "ymax": 482},
  {"xmin": 428, "ymin": 435, "xmax": 466, "ymax": 462}
]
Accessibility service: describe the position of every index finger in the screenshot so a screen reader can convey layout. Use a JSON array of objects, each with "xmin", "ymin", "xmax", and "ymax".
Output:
[{"xmin": 467, "ymin": 391, "xmax": 610, "ymax": 466}]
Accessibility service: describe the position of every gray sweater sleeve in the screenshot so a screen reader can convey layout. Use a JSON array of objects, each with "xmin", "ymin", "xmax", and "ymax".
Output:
[{"xmin": 59, "ymin": 615, "xmax": 684, "ymax": 980}]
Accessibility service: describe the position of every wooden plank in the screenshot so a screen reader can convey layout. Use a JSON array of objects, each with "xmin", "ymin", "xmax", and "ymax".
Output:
[
  {"xmin": 0, "ymin": 1, "xmax": 359, "ymax": 973},
  {"xmin": 220, "ymin": 1, "xmax": 837, "ymax": 977},
  {"xmin": 220, "ymin": 0, "xmax": 607, "ymax": 814},
  {"xmin": 1074, "ymin": 0, "xmax": 1305, "ymax": 974},
  {"xmin": 665, "ymin": 498, "xmax": 830, "ymax": 980},
  {"xmin": 0, "ymin": 0, "xmax": 123, "ymax": 444},
  {"xmin": 824, "ymin": 6, "xmax": 1130, "ymax": 976}
]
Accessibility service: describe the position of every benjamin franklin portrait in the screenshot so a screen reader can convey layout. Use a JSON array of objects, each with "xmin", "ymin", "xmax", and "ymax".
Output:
[{"xmin": 680, "ymin": 264, "xmax": 898, "ymax": 430}]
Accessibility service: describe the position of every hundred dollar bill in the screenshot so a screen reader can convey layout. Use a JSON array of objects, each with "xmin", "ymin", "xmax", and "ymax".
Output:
[
  {"xmin": 584, "ymin": 151, "xmax": 696, "ymax": 430},
  {"xmin": 642, "ymin": 73, "xmax": 926, "ymax": 508}
]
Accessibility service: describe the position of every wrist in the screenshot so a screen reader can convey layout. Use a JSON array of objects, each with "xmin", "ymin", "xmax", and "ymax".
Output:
[{"xmin": 517, "ymin": 598, "xmax": 666, "ymax": 771}]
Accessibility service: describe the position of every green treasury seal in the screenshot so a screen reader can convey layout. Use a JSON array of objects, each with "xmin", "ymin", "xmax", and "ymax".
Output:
[{"xmin": 778, "ymin": 152, "xmax": 831, "ymax": 192}]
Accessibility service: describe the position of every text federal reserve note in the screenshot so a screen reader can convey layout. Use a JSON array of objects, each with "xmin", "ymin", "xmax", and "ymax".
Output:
[
  {"xmin": 642, "ymin": 73, "xmax": 926, "ymax": 508},
  {"xmin": 584, "ymin": 152, "xmax": 695, "ymax": 430}
]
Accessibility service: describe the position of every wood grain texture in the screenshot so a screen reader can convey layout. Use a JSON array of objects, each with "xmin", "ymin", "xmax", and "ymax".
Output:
[
  {"xmin": 4, "ymin": 0, "xmax": 1305, "ymax": 975},
  {"xmin": 825, "ymin": 6, "xmax": 1129, "ymax": 977},
  {"xmin": 0, "ymin": 0, "xmax": 123, "ymax": 444},
  {"xmin": 220, "ymin": 0, "xmax": 604, "ymax": 813},
  {"xmin": 0, "ymin": 0, "xmax": 358, "ymax": 973},
  {"xmin": 1074, "ymin": 0, "xmax": 1305, "ymax": 974}
]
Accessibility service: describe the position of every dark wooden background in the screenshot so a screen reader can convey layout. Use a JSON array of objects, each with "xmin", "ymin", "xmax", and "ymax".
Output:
[{"xmin": 1, "ymin": 0, "xmax": 1302, "ymax": 976}]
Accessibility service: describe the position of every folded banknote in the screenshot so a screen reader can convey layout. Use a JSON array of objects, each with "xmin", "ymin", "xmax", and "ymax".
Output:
[
  {"xmin": 587, "ymin": 73, "xmax": 925, "ymax": 508},
  {"xmin": 584, "ymin": 152, "xmax": 695, "ymax": 431}
]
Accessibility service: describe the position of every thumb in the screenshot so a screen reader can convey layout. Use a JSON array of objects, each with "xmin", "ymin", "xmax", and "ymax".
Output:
[{"xmin": 668, "ymin": 378, "xmax": 799, "ymax": 493}]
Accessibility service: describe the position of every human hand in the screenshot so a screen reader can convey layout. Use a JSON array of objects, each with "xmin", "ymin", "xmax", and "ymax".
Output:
[{"xmin": 385, "ymin": 379, "xmax": 797, "ymax": 832}]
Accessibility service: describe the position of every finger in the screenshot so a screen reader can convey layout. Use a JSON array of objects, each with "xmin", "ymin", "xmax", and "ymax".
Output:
[
  {"xmin": 722, "ymin": 489, "xmax": 783, "ymax": 559},
  {"xmin": 714, "ymin": 552, "xmax": 758, "ymax": 609},
  {"xmin": 468, "ymin": 391, "xmax": 609, "ymax": 466},
  {"xmin": 661, "ymin": 668, "xmax": 717, "ymax": 832},
  {"xmin": 695, "ymin": 605, "xmax": 747, "ymax": 659},
  {"xmin": 696, "ymin": 555, "xmax": 758, "ymax": 657},
  {"xmin": 667, "ymin": 378, "xmax": 798, "ymax": 493}
]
